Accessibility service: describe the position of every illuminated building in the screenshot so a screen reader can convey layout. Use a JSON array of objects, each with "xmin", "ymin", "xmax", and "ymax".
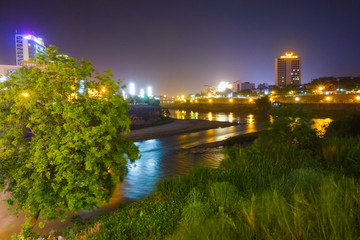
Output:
[
  {"xmin": 15, "ymin": 34, "xmax": 46, "ymax": 65},
  {"xmin": 275, "ymin": 52, "xmax": 301, "ymax": 87}
]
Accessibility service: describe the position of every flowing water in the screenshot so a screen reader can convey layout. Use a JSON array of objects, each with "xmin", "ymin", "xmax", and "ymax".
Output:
[{"xmin": 0, "ymin": 111, "xmax": 331, "ymax": 238}]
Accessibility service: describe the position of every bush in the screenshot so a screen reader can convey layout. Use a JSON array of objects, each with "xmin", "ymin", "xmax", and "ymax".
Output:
[{"xmin": 325, "ymin": 114, "xmax": 360, "ymax": 138}]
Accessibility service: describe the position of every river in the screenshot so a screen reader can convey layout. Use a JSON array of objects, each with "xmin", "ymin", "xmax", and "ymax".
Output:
[{"xmin": 0, "ymin": 111, "xmax": 331, "ymax": 238}]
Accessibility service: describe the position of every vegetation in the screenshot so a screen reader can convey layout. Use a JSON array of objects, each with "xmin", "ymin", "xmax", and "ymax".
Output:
[
  {"xmin": 6, "ymin": 103, "xmax": 360, "ymax": 239},
  {"xmin": 54, "ymin": 106, "xmax": 360, "ymax": 239},
  {"xmin": 0, "ymin": 46, "xmax": 139, "ymax": 237},
  {"xmin": 130, "ymin": 95, "xmax": 160, "ymax": 106},
  {"xmin": 255, "ymin": 95, "xmax": 272, "ymax": 113}
]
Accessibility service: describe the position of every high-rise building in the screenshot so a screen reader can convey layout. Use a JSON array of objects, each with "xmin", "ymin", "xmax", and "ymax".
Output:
[
  {"xmin": 275, "ymin": 52, "xmax": 301, "ymax": 87},
  {"xmin": 15, "ymin": 34, "xmax": 45, "ymax": 65}
]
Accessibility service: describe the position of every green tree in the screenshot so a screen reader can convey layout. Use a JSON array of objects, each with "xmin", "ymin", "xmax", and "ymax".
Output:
[
  {"xmin": 0, "ymin": 46, "xmax": 139, "ymax": 235},
  {"xmin": 255, "ymin": 95, "xmax": 272, "ymax": 113},
  {"xmin": 262, "ymin": 106, "xmax": 319, "ymax": 150}
]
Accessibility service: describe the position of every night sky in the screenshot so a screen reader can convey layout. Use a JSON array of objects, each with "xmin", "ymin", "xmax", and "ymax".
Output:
[{"xmin": 0, "ymin": 0, "xmax": 359, "ymax": 96}]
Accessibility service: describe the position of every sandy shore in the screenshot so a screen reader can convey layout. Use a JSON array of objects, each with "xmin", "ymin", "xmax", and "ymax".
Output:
[{"xmin": 125, "ymin": 119, "xmax": 242, "ymax": 141}]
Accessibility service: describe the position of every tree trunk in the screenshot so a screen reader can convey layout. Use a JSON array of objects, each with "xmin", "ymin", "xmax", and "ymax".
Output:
[{"xmin": 29, "ymin": 209, "xmax": 41, "ymax": 229}]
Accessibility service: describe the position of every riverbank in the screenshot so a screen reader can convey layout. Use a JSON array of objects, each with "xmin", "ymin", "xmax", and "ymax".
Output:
[
  {"xmin": 126, "ymin": 119, "xmax": 242, "ymax": 141},
  {"xmin": 58, "ymin": 116, "xmax": 360, "ymax": 239}
]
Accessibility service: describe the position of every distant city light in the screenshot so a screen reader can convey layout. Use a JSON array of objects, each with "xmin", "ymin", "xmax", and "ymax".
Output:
[
  {"xmin": 249, "ymin": 98, "xmax": 253, "ymax": 102},
  {"xmin": 295, "ymin": 97, "xmax": 300, "ymax": 101},
  {"xmin": 140, "ymin": 88, "xmax": 145, "ymax": 98},
  {"xmin": 356, "ymin": 96, "xmax": 360, "ymax": 100},
  {"xmin": 147, "ymin": 86, "xmax": 153, "ymax": 97},
  {"xmin": 217, "ymin": 81, "xmax": 232, "ymax": 92},
  {"xmin": 122, "ymin": 90, "xmax": 126, "ymax": 99},
  {"xmin": 129, "ymin": 83, "xmax": 135, "ymax": 96}
]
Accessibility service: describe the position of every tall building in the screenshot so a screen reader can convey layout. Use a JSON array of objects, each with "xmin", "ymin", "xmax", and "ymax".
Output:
[
  {"xmin": 15, "ymin": 34, "xmax": 45, "ymax": 65},
  {"xmin": 275, "ymin": 52, "xmax": 301, "ymax": 87},
  {"xmin": 232, "ymin": 80, "xmax": 242, "ymax": 93}
]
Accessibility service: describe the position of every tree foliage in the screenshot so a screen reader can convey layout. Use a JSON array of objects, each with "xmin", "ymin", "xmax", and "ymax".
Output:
[
  {"xmin": 255, "ymin": 95, "xmax": 272, "ymax": 113},
  {"xmin": 0, "ymin": 46, "xmax": 139, "ymax": 232},
  {"xmin": 261, "ymin": 105, "xmax": 319, "ymax": 150}
]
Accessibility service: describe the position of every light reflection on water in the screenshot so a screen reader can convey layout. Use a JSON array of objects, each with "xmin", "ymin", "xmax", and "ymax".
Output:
[
  {"xmin": 173, "ymin": 109, "xmax": 257, "ymax": 124},
  {"xmin": 312, "ymin": 118, "xmax": 332, "ymax": 137}
]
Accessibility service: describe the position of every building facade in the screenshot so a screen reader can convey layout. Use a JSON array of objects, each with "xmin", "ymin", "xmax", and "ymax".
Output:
[
  {"xmin": 15, "ymin": 34, "xmax": 46, "ymax": 65},
  {"xmin": 275, "ymin": 52, "xmax": 301, "ymax": 87},
  {"xmin": 232, "ymin": 80, "xmax": 242, "ymax": 92},
  {"xmin": 241, "ymin": 82, "xmax": 255, "ymax": 91},
  {"xmin": 0, "ymin": 61, "xmax": 43, "ymax": 82}
]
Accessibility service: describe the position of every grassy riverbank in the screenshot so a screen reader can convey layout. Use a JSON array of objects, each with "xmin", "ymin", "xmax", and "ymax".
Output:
[{"xmin": 40, "ymin": 107, "xmax": 360, "ymax": 239}]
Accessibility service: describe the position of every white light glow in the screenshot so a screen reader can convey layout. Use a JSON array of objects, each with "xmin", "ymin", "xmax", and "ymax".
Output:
[
  {"xmin": 129, "ymin": 83, "xmax": 135, "ymax": 96},
  {"xmin": 140, "ymin": 88, "xmax": 145, "ymax": 98},
  {"xmin": 147, "ymin": 86, "xmax": 153, "ymax": 97},
  {"xmin": 217, "ymin": 81, "xmax": 232, "ymax": 92},
  {"xmin": 0, "ymin": 75, "xmax": 7, "ymax": 82}
]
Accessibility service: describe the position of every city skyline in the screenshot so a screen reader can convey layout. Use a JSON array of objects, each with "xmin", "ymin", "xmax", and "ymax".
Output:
[{"xmin": 0, "ymin": 1, "xmax": 359, "ymax": 95}]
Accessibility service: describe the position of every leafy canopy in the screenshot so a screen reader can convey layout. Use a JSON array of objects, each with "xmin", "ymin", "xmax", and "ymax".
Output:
[{"xmin": 0, "ymin": 45, "xmax": 139, "ymax": 229}]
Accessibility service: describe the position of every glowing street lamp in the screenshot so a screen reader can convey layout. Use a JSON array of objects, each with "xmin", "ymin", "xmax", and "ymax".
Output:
[
  {"xmin": 249, "ymin": 98, "xmax": 253, "ymax": 103},
  {"xmin": 229, "ymin": 98, "xmax": 233, "ymax": 103},
  {"xmin": 209, "ymin": 99, "xmax": 212, "ymax": 103},
  {"xmin": 325, "ymin": 96, "xmax": 331, "ymax": 101},
  {"xmin": 356, "ymin": 96, "xmax": 360, "ymax": 101},
  {"xmin": 295, "ymin": 97, "xmax": 300, "ymax": 101},
  {"xmin": 22, "ymin": 92, "xmax": 29, "ymax": 97}
]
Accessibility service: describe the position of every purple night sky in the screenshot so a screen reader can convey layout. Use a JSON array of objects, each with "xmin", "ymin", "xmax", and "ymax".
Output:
[{"xmin": 0, "ymin": 0, "xmax": 359, "ymax": 96}]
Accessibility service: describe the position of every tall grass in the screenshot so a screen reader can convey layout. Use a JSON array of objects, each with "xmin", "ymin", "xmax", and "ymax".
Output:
[{"xmin": 321, "ymin": 136, "xmax": 360, "ymax": 176}]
